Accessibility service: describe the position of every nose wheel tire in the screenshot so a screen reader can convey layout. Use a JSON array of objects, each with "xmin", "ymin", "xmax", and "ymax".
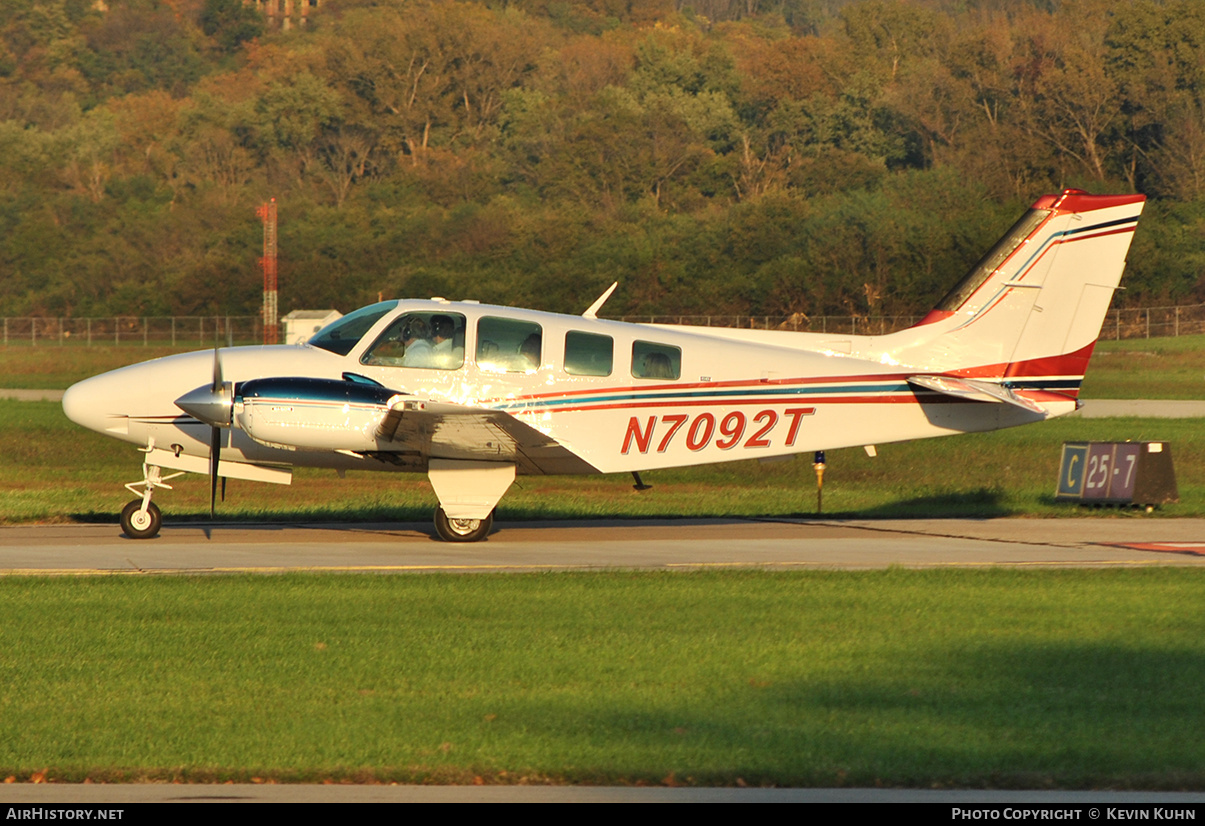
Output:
[
  {"xmin": 433, "ymin": 507, "xmax": 493, "ymax": 543},
  {"xmin": 120, "ymin": 500, "xmax": 162, "ymax": 540}
]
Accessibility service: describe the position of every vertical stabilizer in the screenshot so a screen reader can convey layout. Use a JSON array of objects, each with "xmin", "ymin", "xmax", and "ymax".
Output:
[{"xmin": 900, "ymin": 190, "xmax": 1144, "ymax": 397}]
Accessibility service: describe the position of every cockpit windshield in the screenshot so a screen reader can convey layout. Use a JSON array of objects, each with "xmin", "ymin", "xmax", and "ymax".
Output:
[{"xmin": 308, "ymin": 302, "xmax": 397, "ymax": 356}]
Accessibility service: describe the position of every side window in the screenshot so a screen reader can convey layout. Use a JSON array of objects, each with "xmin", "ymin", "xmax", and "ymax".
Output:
[
  {"xmin": 477, "ymin": 317, "xmax": 542, "ymax": 373},
  {"xmin": 632, "ymin": 341, "xmax": 680, "ymax": 380},
  {"xmin": 361, "ymin": 312, "xmax": 466, "ymax": 370},
  {"xmin": 564, "ymin": 331, "xmax": 613, "ymax": 377}
]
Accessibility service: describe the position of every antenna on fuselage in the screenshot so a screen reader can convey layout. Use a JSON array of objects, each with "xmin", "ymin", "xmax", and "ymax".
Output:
[{"xmin": 582, "ymin": 282, "xmax": 618, "ymax": 319}]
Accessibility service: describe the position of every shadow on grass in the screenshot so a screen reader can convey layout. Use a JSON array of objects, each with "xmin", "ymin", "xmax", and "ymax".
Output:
[
  {"xmin": 498, "ymin": 641, "xmax": 1205, "ymax": 788},
  {"xmin": 797, "ymin": 487, "xmax": 1015, "ymax": 521},
  {"xmin": 67, "ymin": 504, "xmax": 437, "ymax": 526},
  {"xmin": 63, "ymin": 507, "xmax": 796, "ymax": 545},
  {"xmin": 67, "ymin": 488, "xmax": 1017, "ymax": 529}
]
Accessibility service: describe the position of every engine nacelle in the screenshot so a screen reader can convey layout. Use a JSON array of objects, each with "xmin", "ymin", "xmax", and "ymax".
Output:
[{"xmin": 234, "ymin": 377, "xmax": 403, "ymax": 452}]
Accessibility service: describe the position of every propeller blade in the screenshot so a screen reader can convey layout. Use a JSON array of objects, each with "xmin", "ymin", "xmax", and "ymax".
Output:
[
  {"xmin": 209, "ymin": 348, "xmax": 223, "ymax": 519},
  {"xmin": 212, "ymin": 347, "xmax": 221, "ymax": 389},
  {"xmin": 209, "ymin": 425, "xmax": 220, "ymax": 518}
]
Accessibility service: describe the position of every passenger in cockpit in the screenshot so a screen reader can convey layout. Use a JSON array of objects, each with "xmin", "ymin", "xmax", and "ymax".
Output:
[
  {"xmin": 401, "ymin": 317, "xmax": 436, "ymax": 367},
  {"xmin": 430, "ymin": 315, "xmax": 461, "ymax": 367}
]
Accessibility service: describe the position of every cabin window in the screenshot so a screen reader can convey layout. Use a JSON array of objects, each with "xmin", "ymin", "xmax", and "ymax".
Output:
[
  {"xmin": 564, "ymin": 331, "xmax": 613, "ymax": 377},
  {"xmin": 477, "ymin": 317, "xmax": 542, "ymax": 373},
  {"xmin": 308, "ymin": 302, "xmax": 395, "ymax": 356},
  {"xmin": 360, "ymin": 312, "xmax": 466, "ymax": 370},
  {"xmin": 632, "ymin": 341, "xmax": 680, "ymax": 379}
]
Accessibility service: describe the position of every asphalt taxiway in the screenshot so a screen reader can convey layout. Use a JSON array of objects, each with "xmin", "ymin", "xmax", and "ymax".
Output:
[{"xmin": 1, "ymin": 517, "xmax": 1202, "ymax": 575}]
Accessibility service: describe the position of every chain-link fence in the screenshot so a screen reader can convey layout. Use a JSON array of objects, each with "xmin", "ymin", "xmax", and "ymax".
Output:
[
  {"xmin": 617, "ymin": 313, "xmax": 923, "ymax": 336},
  {"xmin": 1100, "ymin": 305, "xmax": 1205, "ymax": 340},
  {"xmin": 0, "ymin": 316, "xmax": 263, "ymax": 347},
  {"xmin": 2, "ymin": 304, "xmax": 1204, "ymax": 346},
  {"xmin": 619, "ymin": 304, "xmax": 1205, "ymax": 340}
]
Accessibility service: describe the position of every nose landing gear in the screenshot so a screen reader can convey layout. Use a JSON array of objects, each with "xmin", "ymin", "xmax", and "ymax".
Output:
[{"xmin": 120, "ymin": 442, "xmax": 184, "ymax": 539}]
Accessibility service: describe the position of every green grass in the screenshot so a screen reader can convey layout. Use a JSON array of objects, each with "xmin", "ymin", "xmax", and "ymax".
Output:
[
  {"xmin": 2, "ymin": 399, "xmax": 1202, "ymax": 523},
  {"xmin": 2, "ymin": 570, "xmax": 1203, "ymax": 787},
  {"xmin": 1083, "ymin": 335, "xmax": 1205, "ymax": 400},
  {"xmin": 0, "ymin": 346, "xmax": 194, "ymax": 390}
]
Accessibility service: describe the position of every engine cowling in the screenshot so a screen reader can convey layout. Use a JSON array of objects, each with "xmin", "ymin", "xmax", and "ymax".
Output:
[{"xmin": 233, "ymin": 377, "xmax": 404, "ymax": 451}]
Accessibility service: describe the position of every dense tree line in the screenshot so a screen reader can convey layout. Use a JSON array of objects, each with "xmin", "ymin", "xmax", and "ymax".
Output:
[{"xmin": 2, "ymin": 0, "xmax": 1203, "ymax": 322}]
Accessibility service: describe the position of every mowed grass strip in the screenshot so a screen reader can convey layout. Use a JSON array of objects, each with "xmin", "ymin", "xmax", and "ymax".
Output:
[
  {"xmin": 0, "ymin": 346, "xmax": 194, "ymax": 390},
  {"xmin": 2, "ymin": 400, "xmax": 1202, "ymax": 523},
  {"xmin": 1084, "ymin": 334, "xmax": 1205, "ymax": 400},
  {"xmin": 2, "ymin": 570, "xmax": 1203, "ymax": 787}
]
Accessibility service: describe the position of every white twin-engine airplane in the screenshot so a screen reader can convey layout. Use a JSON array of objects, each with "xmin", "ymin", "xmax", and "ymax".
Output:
[{"xmin": 63, "ymin": 189, "xmax": 1145, "ymax": 541}]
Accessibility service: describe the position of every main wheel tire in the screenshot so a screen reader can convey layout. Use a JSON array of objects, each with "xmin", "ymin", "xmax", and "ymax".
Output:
[
  {"xmin": 433, "ymin": 506, "xmax": 493, "ymax": 543},
  {"xmin": 120, "ymin": 500, "xmax": 162, "ymax": 540}
]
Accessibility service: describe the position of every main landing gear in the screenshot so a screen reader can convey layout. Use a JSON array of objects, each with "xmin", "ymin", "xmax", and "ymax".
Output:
[
  {"xmin": 427, "ymin": 459, "xmax": 514, "ymax": 543},
  {"xmin": 433, "ymin": 507, "xmax": 494, "ymax": 543}
]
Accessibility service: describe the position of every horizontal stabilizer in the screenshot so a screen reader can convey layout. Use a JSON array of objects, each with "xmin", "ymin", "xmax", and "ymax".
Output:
[{"xmin": 907, "ymin": 375, "xmax": 1048, "ymax": 415}]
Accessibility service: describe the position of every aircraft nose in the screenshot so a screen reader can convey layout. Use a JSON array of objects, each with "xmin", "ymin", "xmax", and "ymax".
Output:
[{"xmin": 62, "ymin": 373, "xmax": 129, "ymax": 435}]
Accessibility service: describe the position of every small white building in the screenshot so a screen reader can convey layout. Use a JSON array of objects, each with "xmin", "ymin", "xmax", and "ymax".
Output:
[{"xmin": 282, "ymin": 309, "xmax": 341, "ymax": 345}]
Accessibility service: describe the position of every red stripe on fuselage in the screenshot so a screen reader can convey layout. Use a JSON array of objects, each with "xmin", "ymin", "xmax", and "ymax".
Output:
[
  {"xmin": 1005, "ymin": 342, "xmax": 1096, "ymax": 379},
  {"xmin": 538, "ymin": 393, "xmax": 988, "ymax": 415},
  {"xmin": 942, "ymin": 343, "xmax": 1095, "ymax": 381},
  {"xmin": 491, "ymin": 373, "xmax": 914, "ymax": 406},
  {"xmin": 481, "ymin": 344, "xmax": 1096, "ymax": 411}
]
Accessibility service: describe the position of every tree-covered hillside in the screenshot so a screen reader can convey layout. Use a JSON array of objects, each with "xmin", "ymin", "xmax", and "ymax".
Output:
[{"xmin": 2, "ymin": 0, "xmax": 1202, "ymax": 320}]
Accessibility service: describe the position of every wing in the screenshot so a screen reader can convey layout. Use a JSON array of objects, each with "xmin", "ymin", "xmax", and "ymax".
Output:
[{"xmin": 376, "ymin": 399, "xmax": 598, "ymax": 475}]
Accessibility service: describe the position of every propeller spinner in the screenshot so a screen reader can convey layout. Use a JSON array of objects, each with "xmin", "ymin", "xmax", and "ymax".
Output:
[{"xmin": 173, "ymin": 349, "xmax": 232, "ymax": 517}]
